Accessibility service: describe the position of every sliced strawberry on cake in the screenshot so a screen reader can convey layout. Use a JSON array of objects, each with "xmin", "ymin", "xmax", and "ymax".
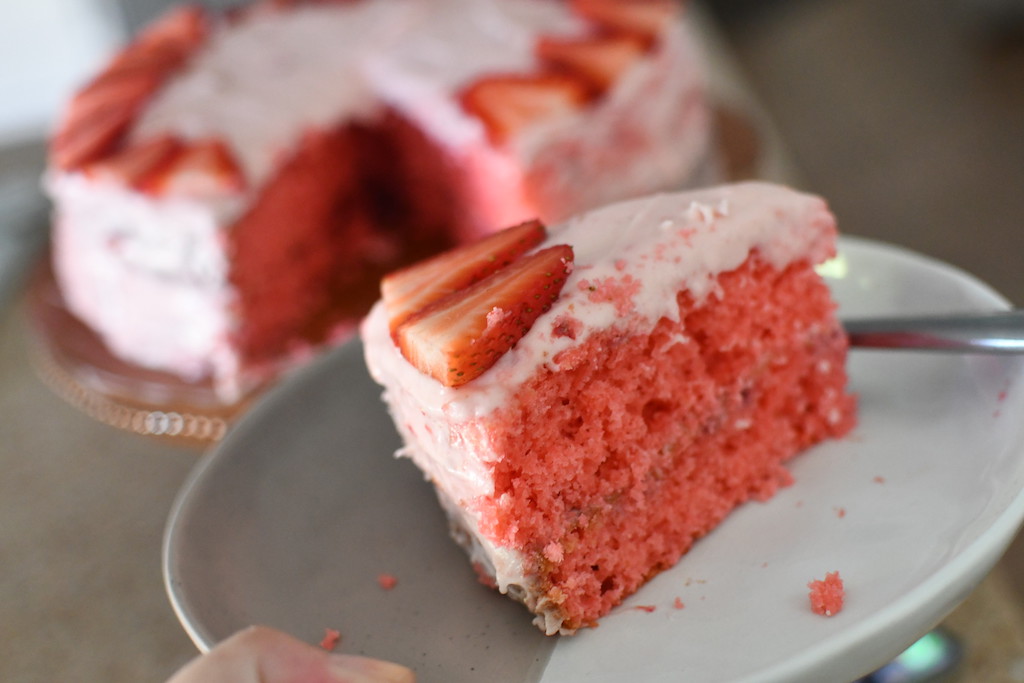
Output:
[
  {"xmin": 52, "ymin": 108, "xmax": 139, "ymax": 172},
  {"xmin": 459, "ymin": 75, "xmax": 589, "ymax": 144},
  {"xmin": 65, "ymin": 68, "xmax": 165, "ymax": 126},
  {"xmin": 381, "ymin": 219, "xmax": 547, "ymax": 333},
  {"xmin": 52, "ymin": 70, "xmax": 167, "ymax": 171},
  {"xmin": 363, "ymin": 183, "xmax": 856, "ymax": 635},
  {"xmin": 570, "ymin": 0, "xmax": 679, "ymax": 44},
  {"xmin": 536, "ymin": 34, "xmax": 647, "ymax": 95},
  {"xmin": 51, "ymin": 6, "xmax": 211, "ymax": 172},
  {"xmin": 394, "ymin": 244, "xmax": 574, "ymax": 387},
  {"xmin": 133, "ymin": 4, "xmax": 211, "ymax": 58},
  {"xmin": 146, "ymin": 138, "xmax": 248, "ymax": 198},
  {"xmin": 83, "ymin": 135, "xmax": 183, "ymax": 189}
]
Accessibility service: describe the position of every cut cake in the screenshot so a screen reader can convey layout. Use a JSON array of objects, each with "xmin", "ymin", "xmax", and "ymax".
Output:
[
  {"xmin": 44, "ymin": 0, "xmax": 713, "ymax": 400},
  {"xmin": 362, "ymin": 182, "xmax": 857, "ymax": 634}
]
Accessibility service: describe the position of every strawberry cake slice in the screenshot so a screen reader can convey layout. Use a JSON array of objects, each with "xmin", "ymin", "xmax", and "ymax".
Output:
[
  {"xmin": 362, "ymin": 182, "xmax": 857, "ymax": 634},
  {"xmin": 45, "ymin": 0, "xmax": 712, "ymax": 401}
]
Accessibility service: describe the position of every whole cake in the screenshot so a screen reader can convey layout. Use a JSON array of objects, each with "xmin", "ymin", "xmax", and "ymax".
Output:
[
  {"xmin": 362, "ymin": 182, "xmax": 857, "ymax": 634},
  {"xmin": 45, "ymin": 0, "xmax": 713, "ymax": 401}
]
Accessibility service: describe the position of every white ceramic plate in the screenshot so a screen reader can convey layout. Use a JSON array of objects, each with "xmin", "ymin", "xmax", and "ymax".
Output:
[{"xmin": 163, "ymin": 237, "xmax": 1024, "ymax": 683}]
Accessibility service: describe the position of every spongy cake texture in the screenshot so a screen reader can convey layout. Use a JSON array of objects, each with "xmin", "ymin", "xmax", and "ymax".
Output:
[
  {"xmin": 465, "ymin": 255, "xmax": 854, "ymax": 631},
  {"xmin": 362, "ymin": 182, "xmax": 856, "ymax": 634}
]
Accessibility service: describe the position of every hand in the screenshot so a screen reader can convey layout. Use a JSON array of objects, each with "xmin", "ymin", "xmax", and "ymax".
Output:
[{"xmin": 167, "ymin": 626, "xmax": 415, "ymax": 683}]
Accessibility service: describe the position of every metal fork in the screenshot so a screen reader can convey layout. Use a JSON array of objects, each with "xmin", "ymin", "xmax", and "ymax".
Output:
[{"xmin": 844, "ymin": 310, "xmax": 1024, "ymax": 353}]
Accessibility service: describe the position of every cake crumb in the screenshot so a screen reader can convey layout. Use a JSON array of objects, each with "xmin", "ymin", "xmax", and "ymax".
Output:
[
  {"xmin": 673, "ymin": 597, "xmax": 685, "ymax": 610},
  {"xmin": 377, "ymin": 573, "xmax": 398, "ymax": 590},
  {"xmin": 873, "ymin": 476, "xmax": 886, "ymax": 484},
  {"xmin": 543, "ymin": 541, "xmax": 564, "ymax": 563},
  {"xmin": 577, "ymin": 275, "xmax": 640, "ymax": 315},
  {"xmin": 551, "ymin": 314, "xmax": 582, "ymax": 340},
  {"xmin": 808, "ymin": 571, "xmax": 845, "ymax": 616},
  {"xmin": 633, "ymin": 605, "xmax": 656, "ymax": 613},
  {"xmin": 835, "ymin": 506, "xmax": 846, "ymax": 518},
  {"xmin": 320, "ymin": 628, "xmax": 342, "ymax": 651}
]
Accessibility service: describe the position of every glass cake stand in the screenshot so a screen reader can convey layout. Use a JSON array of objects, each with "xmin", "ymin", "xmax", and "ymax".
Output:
[{"xmin": 24, "ymin": 258, "xmax": 361, "ymax": 446}]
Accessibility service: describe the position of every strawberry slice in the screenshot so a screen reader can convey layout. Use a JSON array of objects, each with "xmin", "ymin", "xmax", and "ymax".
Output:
[
  {"xmin": 459, "ymin": 74, "xmax": 588, "ymax": 144},
  {"xmin": 135, "ymin": 5, "xmax": 211, "ymax": 55},
  {"xmin": 569, "ymin": 0, "xmax": 679, "ymax": 43},
  {"xmin": 146, "ymin": 138, "xmax": 247, "ymax": 198},
  {"xmin": 65, "ymin": 69, "xmax": 163, "ymax": 127},
  {"xmin": 84, "ymin": 135, "xmax": 183, "ymax": 189},
  {"xmin": 105, "ymin": 5, "xmax": 209, "ymax": 77},
  {"xmin": 51, "ymin": 107, "xmax": 139, "ymax": 171},
  {"xmin": 381, "ymin": 219, "xmax": 547, "ymax": 334},
  {"xmin": 52, "ymin": 66, "xmax": 165, "ymax": 171},
  {"xmin": 51, "ymin": 7, "xmax": 209, "ymax": 172},
  {"xmin": 536, "ymin": 34, "xmax": 647, "ymax": 94},
  {"xmin": 395, "ymin": 244, "xmax": 574, "ymax": 387}
]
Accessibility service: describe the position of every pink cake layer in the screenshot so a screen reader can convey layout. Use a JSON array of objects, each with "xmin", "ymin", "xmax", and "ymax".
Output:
[{"xmin": 466, "ymin": 254, "xmax": 854, "ymax": 631}]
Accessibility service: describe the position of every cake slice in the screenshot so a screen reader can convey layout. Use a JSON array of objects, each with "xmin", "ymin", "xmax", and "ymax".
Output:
[
  {"xmin": 361, "ymin": 182, "xmax": 856, "ymax": 634},
  {"xmin": 45, "ymin": 0, "xmax": 713, "ymax": 401}
]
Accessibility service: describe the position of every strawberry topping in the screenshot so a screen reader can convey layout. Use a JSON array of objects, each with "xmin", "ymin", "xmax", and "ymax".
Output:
[
  {"xmin": 52, "ymin": 108, "xmax": 139, "ymax": 173},
  {"xmin": 536, "ymin": 34, "xmax": 647, "ymax": 95},
  {"xmin": 146, "ymin": 138, "xmax": 247, "ymax": 198},
  {"xmin": 83, "ymin": 135, "xmax": 183, "ymax": 189},
  {"xmin": 570, "ymin": 0, "xmax": 678, "ymax": 43},
  {"xmin": 66, "ymin": 69, "xmax": 165, "ymax": 126},
  {"xmin": 394, "ymin": 244, "xmax": 573, "ymax": 387},
  {"xmin": 51, "ymin": 6, "xmax": 211, "ymax": 171},
  {"xmin": 459, "ymin": 74, "xmax": 588, "ymax": 145},
  {"xmin": 134, "ymin": 5, "xmax": 211, "ymax": 57},
  {"xmin": 381, "ymin": 219, "xmax": 547, "ymax": 334}
]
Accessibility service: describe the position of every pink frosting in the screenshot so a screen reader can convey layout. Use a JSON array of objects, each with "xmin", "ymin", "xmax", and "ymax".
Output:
[{"xmin": 364, "ymin": 182, "xmax": 838, "ymax": 419}]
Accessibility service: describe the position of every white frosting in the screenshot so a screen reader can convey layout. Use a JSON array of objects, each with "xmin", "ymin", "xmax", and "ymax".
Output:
[
  {"xmin": 362, "ymin": 182, "xmax": 838, "ymax": 617},
  {"xmin": 49, "ymin": 173, "xmax": 240, "ymax": 387}
]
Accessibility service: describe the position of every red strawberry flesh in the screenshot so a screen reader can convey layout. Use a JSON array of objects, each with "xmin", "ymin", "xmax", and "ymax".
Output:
[
  {"xmin": 50, "ymin": 5, "xmax": 210, "ymax": 172},
  {"xmin": 382, "ymin": 219, "xmax": 547, "ymax": 334},
  {"xmin": 146, "ymin": 138, "xmax": 247, "ymax": 198},
  {"xmin": 52, "ymin": 108, "xmax": 139, "ymax": 171},
  {"xmin": 395, "ymin": 244, "xmax": 574, "ymax": 387},
  {"xmin": 85, "ymin": 135, "xmax": 183, "ymax": 189},
  {"xmin": 459, "ymin": 75, "xmax": 588, "ymax": 144},
  {"xmin": 570, "ymin": 0, "xmax": 678, "ymax": 42},
  {"xmin": 536, "ymin": 34, "xmax": 647, "ymax": 94},
  {"xmin": 136, "ymin": 5, "xmax": 211, "ymax": 54}
]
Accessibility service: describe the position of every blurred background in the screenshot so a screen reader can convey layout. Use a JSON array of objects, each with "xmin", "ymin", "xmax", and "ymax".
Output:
[{"xmin": 1, "ymin": 0, "xmax": 1022, "ymax": 680}]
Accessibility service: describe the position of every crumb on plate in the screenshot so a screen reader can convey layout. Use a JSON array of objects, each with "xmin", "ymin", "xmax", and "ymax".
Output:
[{"xmin": 808, "ymin": 571, "xmax": 845, "ymax": 616}]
